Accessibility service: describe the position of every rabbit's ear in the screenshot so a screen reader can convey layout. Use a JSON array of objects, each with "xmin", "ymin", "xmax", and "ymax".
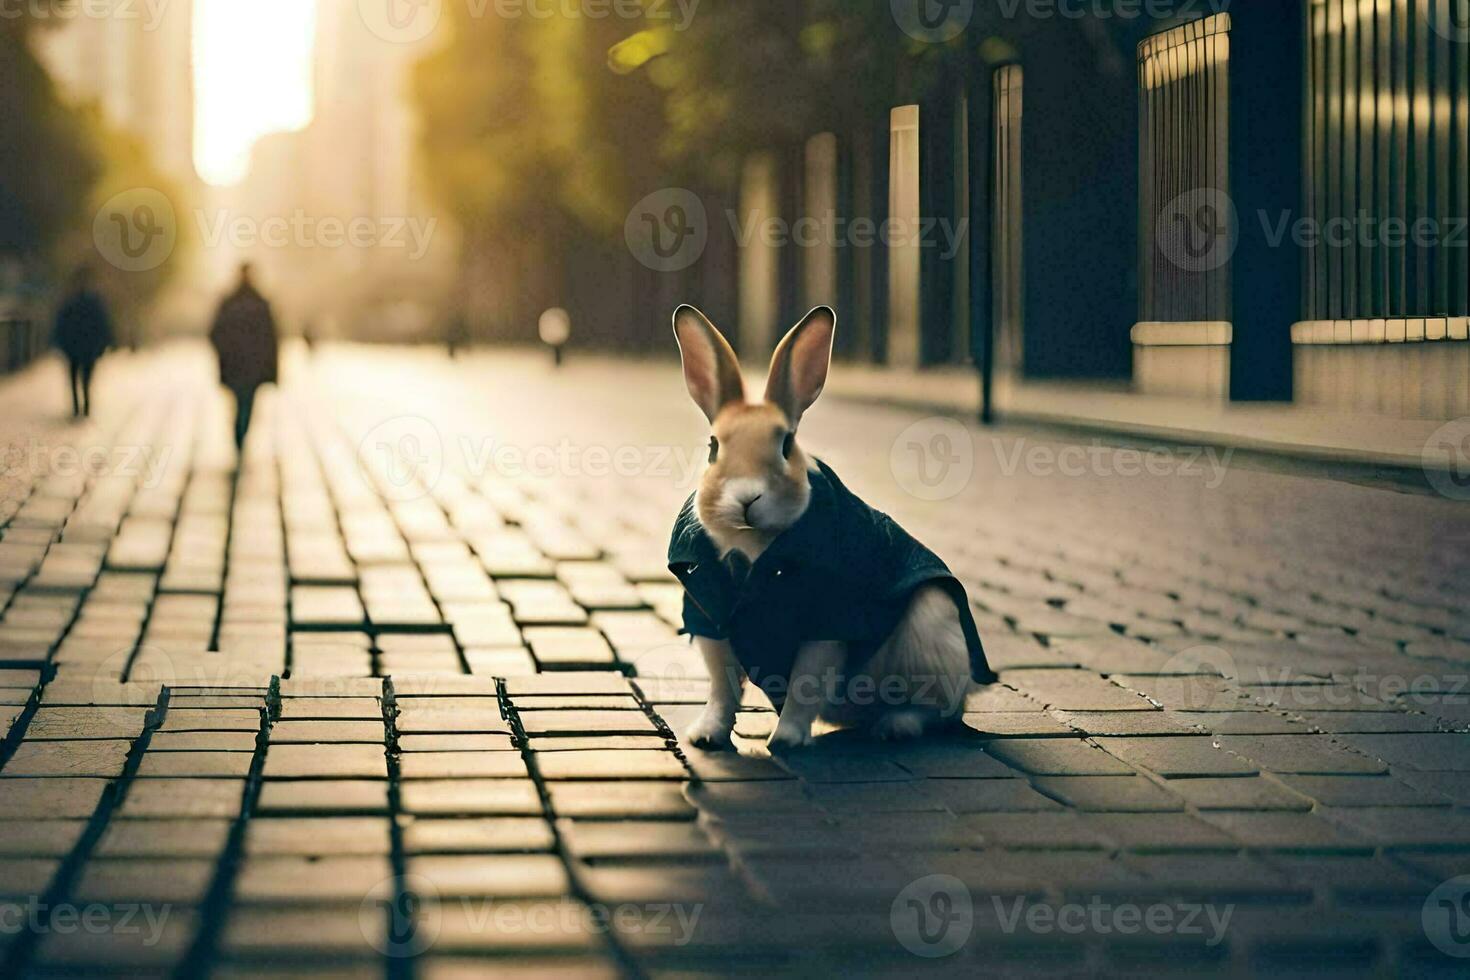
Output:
[
  {"xmin": 673, "ymin": 305, "xmax": 745, "ymax": 422},
  {"xmin": 764, "ymin": 306, "xmax": 835, "ymax": 429}
]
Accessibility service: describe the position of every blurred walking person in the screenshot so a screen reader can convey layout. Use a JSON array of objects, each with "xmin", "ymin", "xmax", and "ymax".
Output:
[
  {"xmin": 53, "ymin": 265, "xmax": 114, "ymax": 419},
  {"xmin": 209, "ymin": 263, "xmax": 278, "ymax": 453}
]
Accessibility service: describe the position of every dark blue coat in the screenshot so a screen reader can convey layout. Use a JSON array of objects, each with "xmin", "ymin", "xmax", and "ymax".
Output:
[{"xmin": 668, "ymin": 460, "xmax": 995, "ymax": 708}]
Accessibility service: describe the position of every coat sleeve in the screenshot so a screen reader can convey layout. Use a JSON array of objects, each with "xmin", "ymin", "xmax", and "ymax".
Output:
[{"xmin": 680, "ymin": 593, "xmax": 726, "ymax": 640}]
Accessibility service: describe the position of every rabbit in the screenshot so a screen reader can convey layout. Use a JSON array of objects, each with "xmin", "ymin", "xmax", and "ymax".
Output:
[{"xmin": 666, "ymin": 304, "xmax": 995, "ymax": 752}]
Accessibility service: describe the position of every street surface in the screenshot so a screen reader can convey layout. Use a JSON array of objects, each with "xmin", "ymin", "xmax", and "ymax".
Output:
[{"xmin": 0, "ymin": 342, "xmax": 1468, "ymax": 977}]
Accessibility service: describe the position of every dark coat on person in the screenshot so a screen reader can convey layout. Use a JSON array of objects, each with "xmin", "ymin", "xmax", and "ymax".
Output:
[
  {"xmin": 668, "ymin": 459, "xmax": 995, "ymax": 708},
  {"xmin": 209, "ymin": 284, "xmax": 279, "ymax": 393},
  {"xmin": 52, "ymin": 290, "xmax": 113, "ymax": 364}
]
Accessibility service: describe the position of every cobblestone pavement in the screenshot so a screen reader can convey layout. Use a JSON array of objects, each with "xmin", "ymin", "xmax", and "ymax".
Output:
[{"xmin": 1, "ymin": 343, "xmax": 1468, "ymax": 978}]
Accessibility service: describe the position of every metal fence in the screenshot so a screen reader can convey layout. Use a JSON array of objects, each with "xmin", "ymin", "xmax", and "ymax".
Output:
[
  {"xmin": 1306, "ymin": 0, "xmax": 1469, "ymax": 322},
  {"xmin": 1138, "ymin": 14, "xmax": 1232, "ymax": 326}
]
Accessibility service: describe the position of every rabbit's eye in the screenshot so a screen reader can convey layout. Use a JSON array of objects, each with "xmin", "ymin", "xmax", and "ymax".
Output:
[
  {"xmin": 708, "ymin": 437, "xmax": 719, "ymax": 464},
  {"xmin": 781, "ymin": 431, "xmax": 796, "ymax": 460}
]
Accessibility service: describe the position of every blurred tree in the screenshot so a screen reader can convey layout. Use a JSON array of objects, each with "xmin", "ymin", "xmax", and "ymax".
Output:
[
  {"xmin": 0, "ymin": 15, "xmax": 184, "ymax": 331},
  {"xmin": 0, "ymin": 19, "xmax": 99, "ymax": 263}
]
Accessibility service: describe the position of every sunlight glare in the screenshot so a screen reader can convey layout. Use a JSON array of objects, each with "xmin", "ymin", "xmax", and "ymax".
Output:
[{"xmin": 193, "ymin": 0, "xmax": 318, "ymax": 186}]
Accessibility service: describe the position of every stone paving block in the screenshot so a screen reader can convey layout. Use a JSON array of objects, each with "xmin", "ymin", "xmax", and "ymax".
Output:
[
  {"xmin": 1031, "ymin": 775, "xmax": 1187, "ymax": 812},
  {"xmin": 686, "ymin": 782, "xmax": 821, "ymax": 817},
  {"xmin": 1214, "ymin": 735, "xmax": 1388, "ymax": 775},
  {"xmin": 23, "ymin": 706, "xmax": 149, "ymax": 739},
  {"xmin": 1268, "ymin": 854, "xmax": 1434, "ymax": 904},
  {"xmin": 149, "ymin": 730, "xmax": 259, "ymax": 751},
  {"xmin": 262, "ymin": 743, "xmax": 386, "ymax": 780},
  {"xmin": 0, "ymin": 819, "xmax": 88, "ymax": 856},
  {"xmin": 1115, "ymin": 853, "xmax": 1307, "ymax": 899},
  {"xmin": 257, "ymin": 780, "xmax": 390, "ymax": 815},
  {"xmin": 929, "ymin": 778, "xmax": 1066, "ymax": 813},
  {"xmin": 137, "ymin": 750, "xmax": 255, "ymax": 778},
  {"xmin": 410, "ymin": 853, "xmax": 570, "ymax": 898},
  {"xmin": 512, "ymin": 695, "xmax": 641, "ymax": 710},
  {"xmin": 0, "ymin": 858, "xmax": 61, "ymax": 898},
  {"xmin": 0, "ymin": 739, "xmax": 132, "ymax": 777},
  {"xmin": 1335, "ymin": 732, "xmax": 1470, "ymax": 771},
  {"xmin": 1162, "ymin": 775, "xmax": 1313, "ymax": 811},
  {"xmin": 963, "ymin": 811, "xmax": 1112, "ymax": 849},
  {"xmin": 519, "ymin": 709, "xmax": 658, "ymax": 735},
  {"xmin": 1392, "ymin": 771, "xmax": 1470, "ymax": 805},
  {"xmin": 160, "ymin": 708, "xmax": 262, "ymax": 731},
  {"xmin": 420, "ymin": 955, "xmax": 620, "ymax": 979},
  {"xmin": 235, "ymin": 855, "xmax": 393, "ymax": 903},
  {"xmin": 878, "ymin": 739, "xmax": 1026, "ymax": 778},
  {"xmin": 1089, "ymin": 812, "xmax": 1241, "ymax": 852},
  {"xmin": 0, "ymin": 777, "xmax": 105, "ymax": 819},
  {"xmin": 404, "ymin": 817, "xmax": 557, "ymax": 854},
  {"xmin": 222, "ymin": 904, "xmax": 380, "ymax": 957},
  {"xmin": 429, "ymin": 898, "xmax": 602, "ymax": 954},
  {"xmin": 1198, "ymin": 811, "xmax": 1372, "ymax": 852},
  {"xmin": 503, "ymin": 673, "xmax": 635, "ymax": 696},
  {"xmin": 1319, "ymin": 806, "xmax": 1470, "ymax": 848},
  {"xmin": 244, "ymin": 817, "xmax": 391, "ymax": 856},
  {"xmin": 401, "ymin": 752, "xmax": 529, "ymax": 780},
  {"xmin": 1008, "ymin": 669, "xmax": 1155, "ymax": 711},
  {"xmin": 535, "ymin": 749, "xmax": 685, "ymax": 780},
  {"xmin": 802, "ymin": 780, "xmax": 950, "ymax": 814},
  {"xmin": 1293, "ymin": 710, "xmax": 1443, "ymax": 734},
  {"xmin": 963, "ymin": 685, "xmax": 1045, "ymax": 713},
  {"xmin": 120, "ymin": 778, "xmax": 246, "ymax": 818},
  {"xmin": 546, "ymin": 781, "xmax": 696, "ymax": 820},
  {"xmin": 96, "ymin": 818, "xmax": 232, "ymax": 857},
  {"xmin": 528, "ymin": 734, "xmax": 669, "ymax": 752},
  {"xmin": 1092, "ymin": 736, "xmax": 1259, "ymax": 777},
  {"xmin": 72, "ymin": 857, "xmax": 217, "ymax": 903},
  {"xmin": 401, "ymin": 779, "xmax": 545, "ymax": 816},
  {"xmin": 277, "ymin": 697, "xmax": 382, "ymax": 720},
  {"xmin": 984, "ymin": 738, "xmax": 1136, "ymax": 776},
  {"xmin": 560, "ymin": 819, "xmax": 720, "ymax": 861},
  {"xmin": 1276, "ymin": 773, "xmax": 1448, "ymax": 808},
  {"xmin": 32, "ymin": 908, "xmax": 198, "ymax": 970},
  {"xmin": 269, "ymin": 720, "xmax": 384, "ymax": 743},
  {"xmin": 399, "ymin": 733, "xmax": 517, "ymax": 752},
  {"xmin": 1051, "ymin": 710, "xmax": 1202, "ymax": 737},
  {"xmin": 678, "ymin": 748, "xmax": 789, "ymax": 783},
  {"xmin": 961, "ymin": 711, "xmax": 1077, "ymax": 736}
]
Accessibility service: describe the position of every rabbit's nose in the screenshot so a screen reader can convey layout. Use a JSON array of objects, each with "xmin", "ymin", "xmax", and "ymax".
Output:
[{"xmin": 742, "ymin": 494, "xmax": 763, "ymax": 519}]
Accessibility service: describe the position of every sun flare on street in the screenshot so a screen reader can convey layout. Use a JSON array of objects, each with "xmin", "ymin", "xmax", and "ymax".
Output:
[{"xmin": 192, "ymin": 0, "xmax": 318, "ymax": 186}]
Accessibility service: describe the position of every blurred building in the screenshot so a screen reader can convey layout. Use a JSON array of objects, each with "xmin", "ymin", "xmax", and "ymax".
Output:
[{"xmin": 655, "ymin": 0, "xmax": 1467, "ymax": 421}]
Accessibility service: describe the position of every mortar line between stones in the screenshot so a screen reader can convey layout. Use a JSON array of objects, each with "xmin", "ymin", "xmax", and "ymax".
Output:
[
  {"xmin": 380, "ymin": 675, "xmax": 415, "ymax": 980},
  {"xmin": 496, "ymin": 676, "xmax": 648, "ymax": 980},
  {"xmin": 0, "ymin": 682, "xmax": 170, "ymax": 976}
]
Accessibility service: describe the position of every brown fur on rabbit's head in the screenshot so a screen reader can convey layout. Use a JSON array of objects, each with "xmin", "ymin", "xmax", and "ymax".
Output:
[{"xmin": 673, "ymin": 305, "xmax": 835, "ymax": 560}]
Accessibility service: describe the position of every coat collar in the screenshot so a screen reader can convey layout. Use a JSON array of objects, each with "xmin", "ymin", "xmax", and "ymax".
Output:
[{"xmin": 668, "ymin": 460, "xmax": 845, "ymax": 577}]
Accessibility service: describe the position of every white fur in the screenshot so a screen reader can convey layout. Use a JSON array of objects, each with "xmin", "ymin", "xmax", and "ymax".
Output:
[{"xmin": 684, "ymin": 636, "xmax": 745, "ymax": 749}]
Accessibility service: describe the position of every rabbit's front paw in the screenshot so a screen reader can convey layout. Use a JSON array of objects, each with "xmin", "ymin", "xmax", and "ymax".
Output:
[
  {"xmin": 684, "ymin": 710, "xmax": 735, "ymax": 751},
  {"xmin": 766, "ymin": 720, "xmax": 815, "ymax": 752}
]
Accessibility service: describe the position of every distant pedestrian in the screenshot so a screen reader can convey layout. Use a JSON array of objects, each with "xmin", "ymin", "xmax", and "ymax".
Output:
[
  {"xmin": 52, "ymin": 265, "xmax": 114, "ymax": 419},
  {"xmin": 209, "ymin": 263, "xmax": 279, "ymax": 452}
]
